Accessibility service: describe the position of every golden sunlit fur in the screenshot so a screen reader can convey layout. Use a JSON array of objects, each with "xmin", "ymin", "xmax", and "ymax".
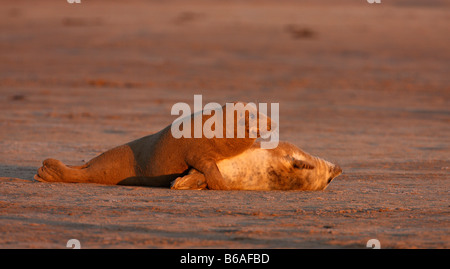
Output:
[
  {"xmin": 34, "ymin": 102, "xmax": 273, "ymax": 190},
  {"xmin": 171, "ymin": 141, "xmax": 342, "ymax": 190}
]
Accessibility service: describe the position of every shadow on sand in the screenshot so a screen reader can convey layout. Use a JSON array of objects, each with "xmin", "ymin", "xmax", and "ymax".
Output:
[{"xmin": 0, "ymin": 164, "xmax": 37, "ymax": 182}]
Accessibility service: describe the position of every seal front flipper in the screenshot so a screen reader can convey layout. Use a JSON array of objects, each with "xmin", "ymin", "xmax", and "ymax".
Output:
[
  {"xmin": 171, "ymin": 173, "xmax": 207, "ymax": 190},
  {"xmin": 187, "ymin": 158, "xmax": 229, "ymax": 190}
]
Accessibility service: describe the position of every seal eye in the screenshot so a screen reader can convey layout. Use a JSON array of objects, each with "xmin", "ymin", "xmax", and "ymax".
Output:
[{"xmin": 249, "ymin": 113, "xmax": 255, "ymax": 120}]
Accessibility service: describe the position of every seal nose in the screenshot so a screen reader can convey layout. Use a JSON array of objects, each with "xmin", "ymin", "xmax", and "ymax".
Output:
[
  {"xmin": 326, "ymin": 165, "xmax": 342, "ymax": 185},
  {"xmin": 257, "ymin": 115, "xmax": 276, "ymax": 138},
  {"xmin": 268, "ymin": 118, "xmax": 277, "ymax": 132},
  {"xmin": 263, "ymin": 116, "xmax": 273, "ymax": 132},
  {"xmin": 333, "ymin": 165, "xmax": 343, "ymax": 177}
]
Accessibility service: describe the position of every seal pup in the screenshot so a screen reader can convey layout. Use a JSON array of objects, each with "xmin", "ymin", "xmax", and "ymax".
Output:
[
  {"xmin": 34, "ymin": 102, "xmax": 273, "ymax": 189},
  {"xmin": 171, "ymin": 141, "xmax": 342, "ymax": 190}
]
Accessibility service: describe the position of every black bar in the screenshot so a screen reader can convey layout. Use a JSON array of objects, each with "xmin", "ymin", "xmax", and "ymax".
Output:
[{"xmin": 0, "ymin": 249, "xmax": 445, "ymax": 267}]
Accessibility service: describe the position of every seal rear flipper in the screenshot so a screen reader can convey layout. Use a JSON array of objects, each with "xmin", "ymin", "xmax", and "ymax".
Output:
[{"xmin": 36, "ymin": 158, "xmax": 89, "ymax": 183}]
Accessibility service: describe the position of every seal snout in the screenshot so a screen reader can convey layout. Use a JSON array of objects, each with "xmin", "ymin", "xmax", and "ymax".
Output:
[
  {"xmin": 258, "ymin": 116, "xmax": 277, "ymax": 139},
  {"xmin": 326, "ymin": 164, "xmax": 342, "ymax": 185},
  {"xmin": 334, "ymin": 165, "xmax": 343, "ymax": 176}
]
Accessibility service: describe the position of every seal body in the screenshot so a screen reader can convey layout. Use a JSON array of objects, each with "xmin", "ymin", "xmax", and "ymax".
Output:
[
  {"xmin": 34, "ymin": 102, "xmax": 273, "ymax": 190},
  {"xmin": 171, "ymin": 141, "xmax": 342, "ymax": 190}
]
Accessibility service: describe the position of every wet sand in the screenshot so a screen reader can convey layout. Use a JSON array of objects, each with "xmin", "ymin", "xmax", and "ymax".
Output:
[{"xmin": 0, "ymin": 0, "xmax": 449, "ymax": 248}]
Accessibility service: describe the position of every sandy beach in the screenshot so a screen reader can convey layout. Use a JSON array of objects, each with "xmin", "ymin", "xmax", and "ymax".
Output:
[{"xmin": 0, "ymin": 0, "xmax": 448, "ymax": 248}]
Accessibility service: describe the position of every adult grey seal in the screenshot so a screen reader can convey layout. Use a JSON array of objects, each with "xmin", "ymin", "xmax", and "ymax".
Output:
[
  {"xmin": 171, "ymin": 141, "xmax": 342, "ymax": 190},
  {"xmin": 34, "ymin": 102, "xmax": 273, "ymax": 189}
]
